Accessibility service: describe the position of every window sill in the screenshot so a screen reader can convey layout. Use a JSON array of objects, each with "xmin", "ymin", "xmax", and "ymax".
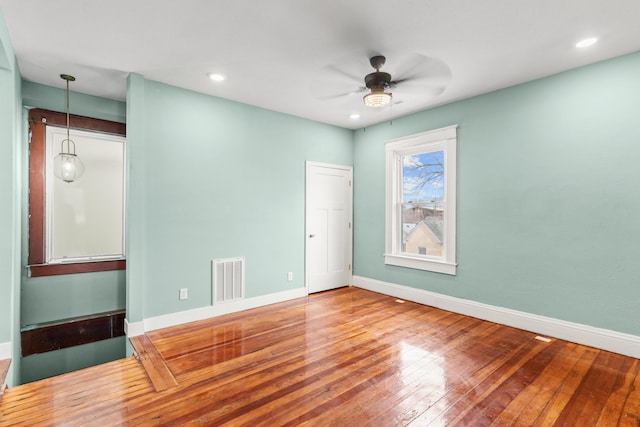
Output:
[
  {"xmin": 29, "ymin": 259, "xmax": 126, "ymax": 277},
  {"xmin": 384, "ymin": 254, "xmax": 456, "ymax": 275}
]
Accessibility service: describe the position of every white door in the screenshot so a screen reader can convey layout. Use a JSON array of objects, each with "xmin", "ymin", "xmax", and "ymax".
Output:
[{"xmin": 306, "ymin": 162, "xmax": 353, "ymax": 294}]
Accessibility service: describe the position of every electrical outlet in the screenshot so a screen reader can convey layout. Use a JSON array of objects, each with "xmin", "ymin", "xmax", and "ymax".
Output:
[
  {"xmin": 179, "ymin": 288, "xmax": 188, "ymax": 300},
  {"xmin": 287, "ymin": 272, "xmax": 293, "ymax": 281}
]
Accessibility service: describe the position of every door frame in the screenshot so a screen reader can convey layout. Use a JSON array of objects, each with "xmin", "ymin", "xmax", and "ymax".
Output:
[{"xmin": 305, "ymin": 161, "xmax": 353, "ymax": 295}]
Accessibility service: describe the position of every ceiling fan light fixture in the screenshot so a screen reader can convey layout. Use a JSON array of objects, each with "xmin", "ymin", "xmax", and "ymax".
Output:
[{"xmin": 363, "ymin": 89, "xmax": 392, "ymax": 108}]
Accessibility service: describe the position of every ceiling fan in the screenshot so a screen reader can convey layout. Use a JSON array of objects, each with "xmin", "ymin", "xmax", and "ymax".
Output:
[
  {"xmin": 316, "ymin": 53, "xmax": 451, "ymax": 109},
  {"xmin": 363, "ymin": 55, "xmax": 396, "ymax": 108}
]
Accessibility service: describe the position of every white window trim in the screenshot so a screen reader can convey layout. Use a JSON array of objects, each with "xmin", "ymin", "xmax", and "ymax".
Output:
[{"xmin": 384, "ymin": 125, "xmax": 457, "ymax": 275}]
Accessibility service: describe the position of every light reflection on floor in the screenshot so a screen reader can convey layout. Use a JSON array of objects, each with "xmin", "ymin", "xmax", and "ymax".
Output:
[{"xmin": 399, "ymin": 341, "xmax": 447, "ymax": 426}]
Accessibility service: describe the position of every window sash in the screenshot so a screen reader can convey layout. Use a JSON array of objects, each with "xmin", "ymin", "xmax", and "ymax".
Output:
[
  {"xmin": 384, "ymin": 125, "xmax": 457, "ymax": 275},
  {"xmin": 399, "ymin": 201, "xmax": 446, "ymax": 260}
]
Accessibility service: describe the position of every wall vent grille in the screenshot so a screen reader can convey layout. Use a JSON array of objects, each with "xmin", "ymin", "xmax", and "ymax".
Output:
[{"xmin": 212, "ymin": 257, "xmax": 245, "ymax": 304}]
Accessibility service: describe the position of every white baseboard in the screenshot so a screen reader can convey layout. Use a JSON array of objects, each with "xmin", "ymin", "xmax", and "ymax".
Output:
[
  {"xmin": 125, "ymin": 287, "xmax": 307, "ymax": 337},
  {"xmin": 353, "ymin": 275, "xmax": 640, "ymax": 359},
  {"xmin": 0, "ymin": 342, "xmax": 11, "ymax": 360},
  {"xmin": 124, "ymin": 319, "xmax": 145, "ymax": 337}
]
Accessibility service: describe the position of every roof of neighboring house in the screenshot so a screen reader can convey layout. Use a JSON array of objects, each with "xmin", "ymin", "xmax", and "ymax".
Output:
[
  {"xmin": 423, "ymin": 216, "xmax": 443, "ymax": 243},
  {"xmin": 403, "ymin": 206, "xmax": 442, "ymax": 223},
  {"xmin": 404, "ymin": 217, "xmax": 443, "ymax": 244},
  {"xmin": 403, "ymin": 223, "xmax": 416, "ymax": 242}
]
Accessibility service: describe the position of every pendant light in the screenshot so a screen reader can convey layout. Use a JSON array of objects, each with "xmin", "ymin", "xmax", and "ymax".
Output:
[{"xmin": 53, "ymin": 74, "xmax": 85, "ymax": 183}]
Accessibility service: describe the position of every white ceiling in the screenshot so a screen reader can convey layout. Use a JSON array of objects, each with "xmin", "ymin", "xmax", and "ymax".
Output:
[{"xmin": 1, "ymin": 1, "xmax": 640, "ymax": 129}]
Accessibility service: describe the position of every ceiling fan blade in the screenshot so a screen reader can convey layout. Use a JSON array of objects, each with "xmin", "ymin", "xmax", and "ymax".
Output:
[
  {"xmin": 325, "ymin": 64, "xmax": 363, "ymax": 85},
  {"xmin": 389, "ymin": 74, "xmax": 449, "ymax": 88},
  {"xmin": 317, "ymin": 86, "xmax": 367, "ymax": 100},
  {"xmin": 389, "ymin": 54, "xmax": 452, "ymax": 87},
  {"xmin": 311, "ymin": 58, "xmax": 368, "ymax": 100},
  {"xmin": 391, "ymin": 54, "xmax": 426, "ymax": 79},
  {"xmin": 388, "ymin": 77, "xmax": 411, "ymax": 87},
  {"xmin": 391, "ymin": 85, "xmax": 447, "ymax": 106}
]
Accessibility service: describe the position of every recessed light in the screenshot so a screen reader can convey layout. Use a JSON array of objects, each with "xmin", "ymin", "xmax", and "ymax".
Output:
[
  {"xmin": 208, "ymin": 73, "xmax": 226, "ymax": 82},
  {"xmin": 576, "ymin": 37, "xmax": 598, "ymax": 48},
  {"xmin": 349, "ymin": 113, "xmax": 361, "ymax": 119}
]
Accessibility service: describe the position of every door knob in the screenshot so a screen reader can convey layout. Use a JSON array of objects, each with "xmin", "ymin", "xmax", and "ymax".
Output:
[{"xmin": 309, "ymin": 234, "xmax": 315, "ymax": 238}]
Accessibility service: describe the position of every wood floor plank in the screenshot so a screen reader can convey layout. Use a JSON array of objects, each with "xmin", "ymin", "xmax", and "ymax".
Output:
[
  {"xmin": 553, "ymin": 349, "xmax": 634, "ymax": 425},
  {"xmin": 454, "ymin": 339, "xmax": 565, "ymax": 425},
  {"xmin": 619, "ymin": 360, "xmax": 640, "ymax": 426},
  {"xmin": 0, "ymin": 359, "xmax": 10, "ymax": 397},
  {"xmin": 130, "ymin": 334, "xmax": 178, "ymax": 391},
  {"xmin": 1, "ymin": 287, "xmax": 638, "ymax": 426},
  {"xmin": 597, "ymin": 358, "xmax": 640, "ymax": 426},
  {"xmin": 364, "ymin": 323, "xmax": 516, "ymax": 426},
  {"xmin": 506, "ymin": 341, "xmax": 590, "ymax": 425},
  {"xmin": 530, "ymin": 346, "xmax": 600, "ymax": 426}
]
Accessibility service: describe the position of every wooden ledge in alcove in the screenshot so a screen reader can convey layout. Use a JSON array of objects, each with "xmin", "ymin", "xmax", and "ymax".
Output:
[{"xmin": 130, "ymin": 335, "xmax": 178, "ymax": 392}]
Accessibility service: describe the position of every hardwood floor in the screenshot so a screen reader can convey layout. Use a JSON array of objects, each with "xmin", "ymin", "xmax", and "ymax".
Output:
[{"xmin": 1, "ymin": 287, "xmax": 639, "ymax": 426}]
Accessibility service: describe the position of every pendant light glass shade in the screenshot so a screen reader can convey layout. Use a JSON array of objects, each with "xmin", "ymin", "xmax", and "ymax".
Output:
[
  {"xmin": 53, "ymin": 74, "xmax": 85, "ymax": 183},
  {"xmin": 363, "ymin": 88, "xmax": 392, "ymax": 108},
  {"xmin": 53, "ymin": 140, "xmax": 85, "ymax": 182}
]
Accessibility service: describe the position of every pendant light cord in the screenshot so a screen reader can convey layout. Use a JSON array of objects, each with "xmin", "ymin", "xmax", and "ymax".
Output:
[
  {"xmin": 66, "ymin": 77, "xmax": 70, "ymax": 143},
  {"xmin": 60, "ymin": 74, "xmax": 76, "ymax": 155}
]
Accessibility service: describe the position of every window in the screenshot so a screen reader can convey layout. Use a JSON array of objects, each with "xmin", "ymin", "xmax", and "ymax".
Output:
[
  {"xmin": 385, "ymin": 125, "xmax": 457, "ymax": 275},
  {"xmin": 28, "ymin": 108, "xmax": 126, "ymax": 277}
]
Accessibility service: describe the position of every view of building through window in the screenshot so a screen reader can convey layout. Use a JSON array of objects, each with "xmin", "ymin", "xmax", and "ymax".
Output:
[{"xmin": 401, "ymin": 150, "xmax": 444, "ymax": 257}]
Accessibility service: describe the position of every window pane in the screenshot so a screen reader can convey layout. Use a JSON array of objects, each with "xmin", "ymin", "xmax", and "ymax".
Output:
[
  {"xmin": 402, "ymin": 150, "xmax": 444, "ymax": 203},
  {"xmin": 402, "ymin": 202, "xmax": 444, "ymax": 257},
  {"xmin": 401, "ymin": 150, "xmax": 445, "ymax": 258},
  {"xmin": 47, "ymin": 127, "xmax": 125, "ymax": 262}
]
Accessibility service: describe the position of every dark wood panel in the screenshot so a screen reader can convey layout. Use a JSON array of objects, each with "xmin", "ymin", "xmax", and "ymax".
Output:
[
  {"xmin": 21, "ymin": 310, "xmax": 125, "ymax": 356},
  {"xmin": 27, "ymin": 119, "xmax": 45, "ymax": 267},
  {"xmin": 28, "ymin": 108, "xmax": 126, "ymax": 135},
  {"xmin": 29, "ymin": 259, "xmax": 126, "ymax": 277},
  {"xmin": 2, "ymin": 288, "xmax": 639, "ymax": 426}
]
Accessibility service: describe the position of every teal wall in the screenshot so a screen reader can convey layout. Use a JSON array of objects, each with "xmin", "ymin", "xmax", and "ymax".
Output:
[
  {"xmin": 20, "ymin": 336, "xmax": 126, "ymax": 384},
  {"xmin": 0, "ymin": 9, "xmax": 22, "ymax": 387},
  {"xmin": 353, "ymin": 51, "xmax": 640, "ymax": 336},
  {"xmin": 126, "ymin": 76, "xmax": 353, "ymax": 320},
  {"xmin": 21, "ymin": 271, "xmax": 126, "ymax": 325},
  {"xmin": 19, "ymin": 82, "xmax": 127, "ymax": 383},
  {"xmin": 22, "ymin": 79, "xmax": 127, "ymax": 123},
  {"xmin": 22, "ymin": 80, "xmax": 126, "ymax": 123}
]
